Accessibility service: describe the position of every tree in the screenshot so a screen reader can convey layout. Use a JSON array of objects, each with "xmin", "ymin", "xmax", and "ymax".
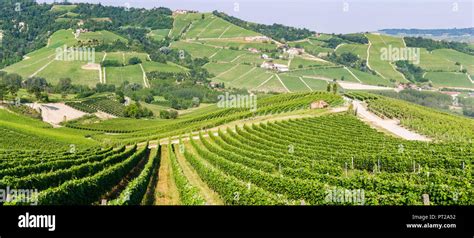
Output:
[
  {"xmin": 332, "ymin": 83, "xmax": 338, "ymax": 94},
  {"xmin": 4, "ymin": 73, "xmax": 22, "ymax": 96},
  {"xmin": 159, "ymin": 109, "xmax": 178, "ymax": 119},
  {"xmin": 25, "ymin": 77, "xmax": 49, "ymax": 100},
  {"xmin": 201, "ymin": 14, "xmax": 205, "ymax": 19},
  {"xmin": 56, "ymin": 78, "xmax": 73, "ymax": 93},
  {"xmin": 124, "ymin": 102, "xmax": 153, "ymax": 118},
  {"xmin": 141, "ymin": 93, "xmax": 154, "ymax": 103},
  {"xmin": 326, "ymin": 84, "xmax": 331, "ymax": 92},
  {"xmin": 128, "ymin": 57, "xmax": 142, "ymax": 65},
  {"xmin": 0, "ymin": 83, "xmax": 7, "ymax": 102},
  {"xmin": 116, "ymin": 91, "xmax": 125, "ymax": 103}
]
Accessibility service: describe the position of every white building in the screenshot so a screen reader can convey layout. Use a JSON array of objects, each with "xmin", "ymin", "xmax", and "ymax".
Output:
[
  {"xmin": 286, "ymin": 47, "xmax": 305, "ymax": 56},
  {"xmin": 260, "ymin": 62, "xmax": 289, "ymax": 72}
]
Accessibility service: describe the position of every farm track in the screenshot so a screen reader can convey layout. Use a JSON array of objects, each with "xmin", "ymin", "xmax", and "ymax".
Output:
[
  {"xmin": 154, "ymin": 146, "xmax": 180, "ymax": 205},
  {"xmin": 275, "ymin": 74, "xmax": 290, "ymax": 92},
  {"xmin": 298, "ymin": 77, "xmax": 313, "ymax": 91},
  {"xmin": 139, "ymin": 63, "xmax": 150, "ymax": 88},
  {"xmin": 352, "ymin": 99, "xmax": 431, "ymax": 141},
  {"xmin": 253, "ymin": 74, "xmax": 275, "ymax": 90},
  {"xmin": 29, "ymin": 59, "xmax": 55, "ymax": 78},
  {"xmin": 343, "ymin": 66, "xmax": 362, "ymax": 83},
  {"xmin": 365, "ymin": 34, "xmax": 387, "ymax": 79},
  {"xmin": 175, "ymin": 142, "xmax": 224, "ymax": 205}
]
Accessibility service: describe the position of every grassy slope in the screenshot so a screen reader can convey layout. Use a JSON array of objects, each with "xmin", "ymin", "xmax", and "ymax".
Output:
[
  {"xmin": 366, "ymin": 34, "xmax": 408, "ymax": 82},
  {"xmin": 0, "ymin": 109, "xmax": 94, "ymax": 150},
  {"xmin": 424, "ymin": 72, "xmax": 474, "ymax": 88}
]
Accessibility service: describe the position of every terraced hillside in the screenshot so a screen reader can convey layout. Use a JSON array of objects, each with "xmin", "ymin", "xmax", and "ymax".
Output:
[{"xmin": 3, "ymin": 29, "xmax": 185, "ymax": 88}]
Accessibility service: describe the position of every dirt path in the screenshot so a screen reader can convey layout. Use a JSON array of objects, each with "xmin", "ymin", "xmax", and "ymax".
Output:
[
  {"xmin": 364, "ymin": 35, "xmax": 387, "ymax": 79},
  {"xmin": 467, "ymin": 73, "xmax": 474, "ymax": 84},
  {"xmin": 103, "ymin": 67, "xmax": 107, "ymax": 84},
  {"xmin": 343, "ymin": 66, "xmax": 362, "ymax": 83},
  {"xmin": 197, "ymin": 18, "xmax": 217, "ymax": 37},
  {"xmin": 29, "ymin": 59, "xmax": 54, "ymax": 78},
  {"xmin": 253, "ymin": 74, "xmax": 274, "ymax": 90},
  {"xmin": 154, "ymin": 146, "xmax": 180, "ymax": 205},
  {"xmin": 102, "ymin": 52, "xmax": 107, "ymax": 62},
  {"xmin": 334, "ymin": 43, "xmax": 346, "ymax": 51},
  {"xmin": 230, "ymin": 67, "xmax": 256, "ymax": 83},
  {"xmin": 338, "ymin": 82, "xmax": 394, "ymax": 90},
  {"xmin": 352, "ymin": 100, "xmax": 431, "ymax": 141},
  {"xmin": 218, "ymin": 25, "xmax": 232, "ymax": 39},
  {"xmin": 139, "ymin": 63, "xmax": 150, "ymax": 88},
  {"xmin": 275, "ymin": 74, "xmax": 290, "ymax": 92},
  {"xmin": 175, "ymin": 142, "xmax": 224, "ymax": 205},
  {"xmin": 299, "ymin": 77, "xmax": 313, "ymax": 91}
]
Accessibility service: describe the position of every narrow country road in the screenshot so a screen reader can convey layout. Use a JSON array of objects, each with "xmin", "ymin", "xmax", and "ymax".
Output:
[{"xmin": 352, "ymin": 100, "xmax": 431, "ymax": 141}]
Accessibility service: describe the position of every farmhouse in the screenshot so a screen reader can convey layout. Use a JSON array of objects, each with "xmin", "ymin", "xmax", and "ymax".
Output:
[
  {"xmin": 310, "ymin": 100, "xmax": 329, "ymax": 109},
  {"xmin": 248, "ymin": 48, "xmax": 260, "ymax": 53},
  {"xmin": 260, "ymin": 62, "xmax": 274, "ymax": 69},
  {"xmin": 74, "ymin": 28, "xmax": 89, "ymax": 38},
  {"xmin": 286, "ymin": 47, "xmax": 305, "ymax": 56},
  {"xmin": 260, "ymin": 62, "xmax": 289, "ymax": 72}
]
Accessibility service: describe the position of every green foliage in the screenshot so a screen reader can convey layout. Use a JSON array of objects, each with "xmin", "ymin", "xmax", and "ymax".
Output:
[
  {"xmin": 168, "ymin": 144, "xmax": 206, "ymax": 205},
  {"xmin": 394, "ymin": 60, "xmax": 427, "ymax": 83},
  {"xmin": 35, "ymin": 145, "xmax": 148, "ymax": 205},
  {"xmin": 159, "ymin": 109, "xmax": 178, "ymax": 119},
  {"xmin": 367, "ymin": 89, "xmax": 453, "ymax": 112},
  {"xmin": 110, "ymin": 145, "xmax": 160, "ymax": 205},
  {"xmin": 212, "ymin": 11, "xmax": 313, "ymax": 41},
  {"xmin": 349, "ymin": 92, "xmax": 474, "ymax": 141},
  {"xmin": 124, "ymin": 102, "xmax": 153, "ymax": 118},
  {"xmin": 128, "ymin": 57, "xmax": 142, "ymax": 65},
  {"xmin": 102, "ymin": 59, "xmax": 122, "ymax": 67},
  {"xmin": 405, "ymin": 36, "xmax": 474, "ymax": 55}
]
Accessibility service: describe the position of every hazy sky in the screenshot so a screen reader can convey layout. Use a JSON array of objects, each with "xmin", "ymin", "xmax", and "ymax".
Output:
[{"xmin": 37, "ymin": 0, "xmax": 474, "ymax": 33}]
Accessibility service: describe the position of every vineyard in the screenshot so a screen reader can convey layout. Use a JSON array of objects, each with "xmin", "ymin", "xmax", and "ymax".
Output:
[
  {"xmin": 65, "ymin": 97, "xmax": 125, "ymax": 117},
  {"xmin": 0, "ymin": 91, "xmax": 473, "ymax": 206},
  {"xmin": 172, "ymin": 114, "xmax": 472, "ymax": 205},
  {"xmin": 345, "ymin": 92, "xmax": 474, "ymax": 142},
  {"xmin": 0, "ymin": 143, "xmax": 159, "ymax": 205},
  {"xmin": 66, "ymin": 92, "xmax": 344, "ymax": 144}
]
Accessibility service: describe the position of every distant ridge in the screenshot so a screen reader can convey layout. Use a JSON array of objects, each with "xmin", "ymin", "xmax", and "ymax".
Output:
[{"xmin": 378, "ymin": 27, "xmax": 473, "ymax": 36}]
